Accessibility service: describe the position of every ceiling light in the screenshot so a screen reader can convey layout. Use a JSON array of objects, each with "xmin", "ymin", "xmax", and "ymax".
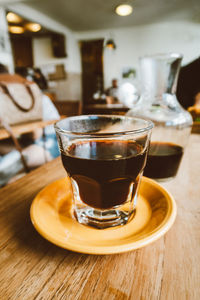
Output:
[
  {"xmin": 26, "ymin": 23, "xmax": 41, "ymax": 32},
  {"xmin": 9, "ymin": 26, "xmax": 24, "ymax": 34},
  {"xmin": 106, "ymin": 39, "xmax": 116, "ymax": 50},
  {"xmin": 7, "ymin": 12, "xmax": 22, "ymax": 23},
  {"xmin": 115, "ymin": 4, "xmax": 133, "ymax": 16}
]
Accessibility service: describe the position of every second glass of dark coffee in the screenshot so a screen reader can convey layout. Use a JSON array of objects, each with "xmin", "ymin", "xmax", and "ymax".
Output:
[{"xmin": 55, "ymin": 115, "xmax": 153, "ymax": 229}]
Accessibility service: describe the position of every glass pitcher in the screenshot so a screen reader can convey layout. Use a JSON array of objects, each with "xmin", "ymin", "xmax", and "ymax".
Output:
[{"xmin": 127, "ymin": 53, "xmax": 192, "ymax": 181}]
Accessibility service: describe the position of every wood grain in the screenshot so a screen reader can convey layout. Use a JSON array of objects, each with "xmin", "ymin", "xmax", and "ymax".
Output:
[{"xmin": 0, "ymin": 134, "xmax": 199, "ymax": 300}]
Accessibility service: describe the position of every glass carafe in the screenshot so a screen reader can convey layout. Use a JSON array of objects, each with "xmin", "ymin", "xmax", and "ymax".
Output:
[{"xmin": 127, "ymin": 53, "xmax": 192, "ymax": 181}]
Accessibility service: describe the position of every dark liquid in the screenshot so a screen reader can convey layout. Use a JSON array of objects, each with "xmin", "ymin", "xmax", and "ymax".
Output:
[
  {"xmin": 144, "ymin": 142, "xmax": 183, "ymax": 179},
  {"xmin": 61, "ymin": 140, "xmax": 147, "ymax": 209}
]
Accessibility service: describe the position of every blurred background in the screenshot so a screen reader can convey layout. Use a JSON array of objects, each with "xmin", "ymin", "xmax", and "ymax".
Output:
[
  {"xmin": 0, "ymin": 0, "xmax": 200, "ymax": 106},
  {"xmin": 0, "ymin": 0, "xmax": 200, "ymax": 185}
]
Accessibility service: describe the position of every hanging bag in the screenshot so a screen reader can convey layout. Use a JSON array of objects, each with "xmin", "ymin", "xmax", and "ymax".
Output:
[{"xmin": 0, "ymin": 74, "xmax": 43, "ymax": 126}]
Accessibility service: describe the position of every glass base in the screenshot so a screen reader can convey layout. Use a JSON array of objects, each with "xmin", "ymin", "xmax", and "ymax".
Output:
[{"xmin": 74, "ymin": 207, "xmax": 136, "ymax": 229}]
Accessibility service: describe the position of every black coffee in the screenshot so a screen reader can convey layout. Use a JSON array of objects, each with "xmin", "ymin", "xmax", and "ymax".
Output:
[
  {"xmin": 144, "ymin": 142, "xmax": 183, "ymax": 179},
  {"xmin": 61, "ymin": 140, "xmax": 147, "ymax": 209}
]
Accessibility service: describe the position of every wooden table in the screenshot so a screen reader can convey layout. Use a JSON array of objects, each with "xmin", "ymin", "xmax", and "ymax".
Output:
[
  {"xmin": 0, "ymin": 134, "xmax": 199, "ymax": 299},
  {"xmin": 0, "ymin": 119, "xmax": 60, "ymax": 140},
  {"xmin": 84, "ymin": 103, "xmax": 129, "ymax": 115}
]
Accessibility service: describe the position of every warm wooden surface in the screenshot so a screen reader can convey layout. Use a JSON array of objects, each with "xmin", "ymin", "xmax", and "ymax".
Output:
[
  {"xmin": 192, "ymin": 122, "xmax": 200, "ymax": 134},
  {"xmin": 84, "ymin": 103, "xmax": 129, "ymax": 115},
  {"xmin": 0, "ymin": 119, "xmax": 60, "ymax": 140},
  {"xmin": 0, "ymin": 134, "xmax": 199, "ymax": 300},
  {"xmin": 54, "ymin": 101, "xmax": 81, "ymax": 116}
]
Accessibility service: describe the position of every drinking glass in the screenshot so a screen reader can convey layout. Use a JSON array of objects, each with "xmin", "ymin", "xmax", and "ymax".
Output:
[{"xmin": 55, "ymin": 115, "xmax": 153, "ymax": 229}]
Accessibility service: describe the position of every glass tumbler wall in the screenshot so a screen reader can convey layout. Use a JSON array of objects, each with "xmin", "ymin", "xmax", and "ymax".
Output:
[
  {"xmin": 55, "ymin": 115, "xmax": 153, "ymax": 229},
  {"xmin": 127, "ymin": 53, "xmax": 192, "ymax": 181}
]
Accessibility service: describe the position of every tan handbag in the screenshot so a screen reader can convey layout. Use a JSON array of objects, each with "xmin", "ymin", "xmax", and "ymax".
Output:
[{"xmin": 0, "ymin": 74, "xmax": 43, "ymax": 126}]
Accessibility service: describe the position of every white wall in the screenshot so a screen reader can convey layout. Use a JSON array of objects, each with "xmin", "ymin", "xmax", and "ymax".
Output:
[
  {"xmin": 31, "ymin": 36, "xmax": 81, "ymax": 100},
  {"xmin": 0, "ymin": 7, "xmax": 13, "ymax": 71},
  {"xmin": 76, "ymin": 21, "xmax": 200, "ymax": 88}
]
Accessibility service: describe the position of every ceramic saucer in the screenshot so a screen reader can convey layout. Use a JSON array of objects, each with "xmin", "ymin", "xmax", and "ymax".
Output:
[{"xmin": 30, "ymin": 177, "xmax": 177, "ymax": 254}]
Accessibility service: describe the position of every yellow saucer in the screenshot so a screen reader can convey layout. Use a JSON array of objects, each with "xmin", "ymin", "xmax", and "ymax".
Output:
[{"xmin": 30, "ymin": 177, "xmax": 177, "ymax": 255}]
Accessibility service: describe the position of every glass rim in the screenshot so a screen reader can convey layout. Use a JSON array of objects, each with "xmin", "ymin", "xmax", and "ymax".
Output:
[{"xmin": 54, "ymin": 115, "xmax": 154, "ymax": 137}]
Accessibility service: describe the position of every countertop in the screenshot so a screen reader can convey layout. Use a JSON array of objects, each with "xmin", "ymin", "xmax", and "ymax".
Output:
[{"xmin": 0, "ymin": 134, "xmax": 199, "ymax": 300}]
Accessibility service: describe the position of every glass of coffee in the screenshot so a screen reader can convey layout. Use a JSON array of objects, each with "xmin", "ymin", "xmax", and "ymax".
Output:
[{"xmin": 55, "ymin": 115, "xmax": 153, "ymax": 229}]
